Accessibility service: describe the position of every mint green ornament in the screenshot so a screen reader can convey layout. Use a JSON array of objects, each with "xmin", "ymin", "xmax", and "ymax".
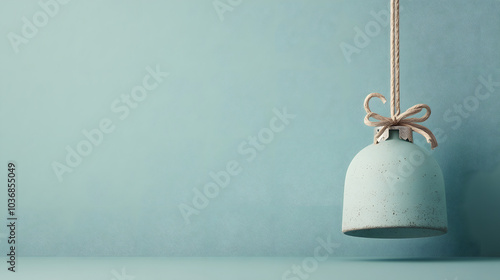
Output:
[{"xmin": 341, "ymin": 0, "xmax": 448, "ymax": 238}]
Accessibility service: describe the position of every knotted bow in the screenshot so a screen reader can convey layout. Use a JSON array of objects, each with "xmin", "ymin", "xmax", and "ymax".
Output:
[{"xmin": 364, "ymin": 92, "xmax": 438, "ymax": 149}]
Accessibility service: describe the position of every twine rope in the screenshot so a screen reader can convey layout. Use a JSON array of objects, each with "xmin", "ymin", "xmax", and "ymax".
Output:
[{"xmin": 363, "ymin": 0, "xmax": 438, "ymax": 149}]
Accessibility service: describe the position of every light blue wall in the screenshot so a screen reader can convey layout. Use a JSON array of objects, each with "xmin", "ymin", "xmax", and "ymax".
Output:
[{"xmin": 0, "ymin": 0, "xmax": 499, "ymax": 257}]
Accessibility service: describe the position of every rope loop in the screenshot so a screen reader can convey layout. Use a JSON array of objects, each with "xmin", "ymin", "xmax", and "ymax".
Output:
[{"xmin": 363, "ymin": 0, "xmax": 438, "ymax": 150}]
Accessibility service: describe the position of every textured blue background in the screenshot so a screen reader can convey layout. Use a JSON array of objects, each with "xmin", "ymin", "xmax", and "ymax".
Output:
[{"xmin": 0, "ymin": 0, "xmax": 499, "ymax": 257}]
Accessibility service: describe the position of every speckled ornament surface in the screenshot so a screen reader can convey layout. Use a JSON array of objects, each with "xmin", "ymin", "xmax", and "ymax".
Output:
[{"xmin": 342, "ymin": 130, "xmax": 448, "ymax": 238}]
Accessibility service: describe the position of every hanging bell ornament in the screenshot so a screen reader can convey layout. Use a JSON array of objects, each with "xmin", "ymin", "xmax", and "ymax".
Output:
[{"xmin": 342, "ymin": 126, "xmax": 447, "ymax": 238}]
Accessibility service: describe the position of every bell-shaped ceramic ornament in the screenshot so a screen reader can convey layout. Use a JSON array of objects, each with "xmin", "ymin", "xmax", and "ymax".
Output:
[{"xmin": 342, "ymin": 126, "xmax": 447, "ymax": 238}]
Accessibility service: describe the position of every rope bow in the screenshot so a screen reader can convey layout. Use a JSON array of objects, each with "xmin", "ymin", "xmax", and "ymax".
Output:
[
  {"xmin": 364, "ymin": 93, "xmax": 438, "ymax": 149},
  {"xmin": 364, "ymin": 0, "xmax": 438, "ymax": 150}
]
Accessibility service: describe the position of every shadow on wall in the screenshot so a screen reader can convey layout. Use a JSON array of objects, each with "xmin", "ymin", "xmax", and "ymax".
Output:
[{"xmin": 462, "ymin": 163, "xmax": 500, "ymax": 256}]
